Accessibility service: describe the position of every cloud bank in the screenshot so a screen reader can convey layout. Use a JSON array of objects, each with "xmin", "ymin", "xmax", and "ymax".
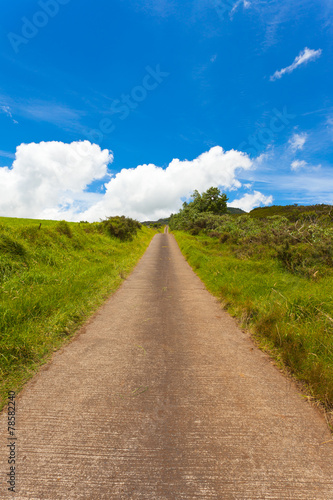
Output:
[
  {"xmin": 270, "ymin": 47, "xmax": 322, "ymax": 81},
  {"xmin": 79, "ymin": 146, "xmax": 254, "ymax": 221},
  {"xmin": 0, "ymin": 141, "xmax": 274, "ymax": 221}
]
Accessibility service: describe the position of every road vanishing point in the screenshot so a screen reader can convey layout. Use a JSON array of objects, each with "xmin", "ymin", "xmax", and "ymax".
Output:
[{"xmin": 1, "ymin": 230, "xmax": 333, "ymax": 499}]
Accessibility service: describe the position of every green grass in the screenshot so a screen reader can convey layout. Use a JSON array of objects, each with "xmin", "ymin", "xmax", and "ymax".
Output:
[
  {"xmin": 0, "ymin": 218, "xmax": 156, "ymax": 409},
  {"xmin": 0, "ymin": 216, "xmax": 63, "ymax": 227},
  {"xmin": 172, "ymin": 230, "xmax": 333, "ymax": 411}
]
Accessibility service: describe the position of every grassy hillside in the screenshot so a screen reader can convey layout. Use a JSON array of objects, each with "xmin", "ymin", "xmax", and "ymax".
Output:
[
  {"xmin": 0, "ymin": 217, "xmax": 62, "ymax": 227},
  {"xmin": 0, "ymin": 217, "xmax": 156, "ymax": 409},
  {"xmin": 171, "ymin": 207, "xmax": 333, "ymax": 415},
  {"xmin": 227, "ymin": 207, "xmax": 246, "ymax": 215},
  {"xmin": 249, "ymin": 203, "xmax": 332, "ymax": 220}
]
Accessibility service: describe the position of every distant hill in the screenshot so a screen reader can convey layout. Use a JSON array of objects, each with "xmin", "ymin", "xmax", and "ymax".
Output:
[
  {"xmin": 141, "ymin": 217, "xmax": 170, "ymax": 227},
  {"xmin": 227, "ymin": 207, "xmax": 246, "ymax": 215},
  {"xmin": 142, "ymin": 208, "xmax": 247, "ymax": 226},
  {"xmin": 249, "ymin": 204, "xmax": 333, "ymax": 220}
]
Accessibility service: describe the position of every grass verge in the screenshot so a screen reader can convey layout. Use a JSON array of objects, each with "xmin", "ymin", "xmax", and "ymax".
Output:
[
  {"xmin": 172, "ymin": 230, "xmax": 333, "ymax": 419},
  {"xmin": 0, "ymin": 218, "xmax": 156, "ymax": 410}
]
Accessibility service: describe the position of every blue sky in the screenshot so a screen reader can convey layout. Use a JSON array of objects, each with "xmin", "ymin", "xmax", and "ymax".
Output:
[{"xmin": 0, "ymin": 0, "xmax": 332, "ymax": 220}]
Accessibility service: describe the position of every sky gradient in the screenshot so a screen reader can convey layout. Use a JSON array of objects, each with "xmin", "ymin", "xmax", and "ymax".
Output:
[{"xmin": 0, "ymin": 0, "xmax": 332, "ymax": 221}]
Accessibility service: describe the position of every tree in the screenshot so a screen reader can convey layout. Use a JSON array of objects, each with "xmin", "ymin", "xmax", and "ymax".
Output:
[
  {"xmin": 191, "ymin": 187, "xmax": 228, "ymax": 215},
  {"xmin": 169, "ymin": 187, "xmax": 229, "ymax": 231}
]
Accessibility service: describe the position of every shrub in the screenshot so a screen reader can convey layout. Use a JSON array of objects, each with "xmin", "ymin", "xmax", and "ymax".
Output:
[{"xmin": 101, "ymin": 216, "xmax": 141, "ymax": 240}]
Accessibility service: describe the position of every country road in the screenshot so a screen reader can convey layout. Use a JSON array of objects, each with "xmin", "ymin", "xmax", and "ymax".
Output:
[{"xmin": 1, "ymin": 231, "xmax": 333, "ymax": 499}]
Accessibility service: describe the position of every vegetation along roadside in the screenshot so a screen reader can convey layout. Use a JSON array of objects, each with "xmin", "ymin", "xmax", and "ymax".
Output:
[
  {"xmin": 170, "ymin": 188, "xmax": 333, "ymax": 422},
  {"xmin": 0, "ymin": 216, "xmax": 157, "ymax": 410}
]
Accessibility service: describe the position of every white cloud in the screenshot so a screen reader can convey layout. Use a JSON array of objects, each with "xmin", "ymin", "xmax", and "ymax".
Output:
[
  {"xmin": 289, "ymin": 132, "xmax": 308, "ymax": 152},
  {"xmin": 0, "ymin": 105, "xmax": 12, "ymax": 118},
  {"xmin": 229, "ymin": 191, "xmax": 273, "ymax": 212},
  {"xmin": 0, "ymin": 143, "xmax": 254, "ymax": 222},
  {"xmin": 0, "ymin": 105, "xmax": 18, "ymax": 124},
  {"xmin": 253, "ymin": 153, "xmax": 268, "ymax": 165},
  {"xmin": 0, "ymin": 141, "xmax": 112, "ymax": 220},
  {"xmin": 270, "ymin": 47, "xmax": 322, "ymax": 81},
  {"xmin": 291, "ymin": 160, "xmax": 321, "ymax": 172},
  {"xmin": 0, "ymin": 150, "xmax": 15, "ymax": 160},
  {"xmin": 80, "ymin": 146, "xmax": 253, "ymax": 221},
  {"xmin": 291, "ymin": 160, "xmax": 308, "ymax": 171},
  {"xmin": 0, "ymin": 95, "xmax": 82, "ymax": 129},
  {"xmin": 230, "ymin": 0, "xmax": 251, "ymax": 16}
]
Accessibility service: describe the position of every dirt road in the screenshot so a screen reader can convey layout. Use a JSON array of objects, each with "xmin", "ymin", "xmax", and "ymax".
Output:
[{"xmin": 1, "ymin": 231, "xmax": 333, "ymax": 499}]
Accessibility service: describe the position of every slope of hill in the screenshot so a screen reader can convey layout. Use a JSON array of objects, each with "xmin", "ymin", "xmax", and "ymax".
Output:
[
  {"xmin": 227, "ymin": 207, "xmax": 247, "ymax": 215},
  {"xmin": 249, "ymin": 204, "xmax": 333, "ymax": 220}
]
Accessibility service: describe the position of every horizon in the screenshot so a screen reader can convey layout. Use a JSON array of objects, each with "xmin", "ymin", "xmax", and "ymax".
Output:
[
  {"xmin": 2, "ymin": 199, "xmax": 333, "ymax": 225},
  {"xmin": 0, "ymin": 1, "xmax": 332, "ymax": 221}
]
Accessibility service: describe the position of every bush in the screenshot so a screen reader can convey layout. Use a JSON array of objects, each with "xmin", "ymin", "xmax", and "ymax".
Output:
[{"xmin": 101, "ymin": 216, "xmax": 141, "ymax": 241}]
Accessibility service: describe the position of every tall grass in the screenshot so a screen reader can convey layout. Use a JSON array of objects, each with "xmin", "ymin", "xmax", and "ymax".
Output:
[
  {"xmin": 172, "ymin": 227, "xmax": 333, "ymax": 412},
  {"xmin": 0, "ymin": 218, "xmax": 155, "ymax": 409}
]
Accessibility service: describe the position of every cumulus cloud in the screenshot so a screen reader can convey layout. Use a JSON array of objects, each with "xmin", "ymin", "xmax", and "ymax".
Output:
[
  {"xmin": 228, "ymin": 191, "xmax": 273, "ymax": 212},
  {"xmin": 79, "ymin": 146, "xmax": 253, "ymax": 221},
  {"xmin": 0, "ymin": 141, "xmax": 112, "ymax": 220},
  {"xmin": 289, "ymin": 132, "xmax": 307, "ymax": 152},
  {"xmin": 270, "ymin": 47, "xmax": 322, "ymax": 81},
  {"xmin": 0, "ymin": 142, "xmax": 260, "ymax": 222}
]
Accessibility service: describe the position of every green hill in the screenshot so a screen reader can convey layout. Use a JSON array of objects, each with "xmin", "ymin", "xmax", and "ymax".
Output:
[
  {"xmin": 227, "ymin": 207, "xmax": 246, "ymax": 215},
  {"xmin": 249, "ymin": 204, "xmax": 333, "ymax": 220}
]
